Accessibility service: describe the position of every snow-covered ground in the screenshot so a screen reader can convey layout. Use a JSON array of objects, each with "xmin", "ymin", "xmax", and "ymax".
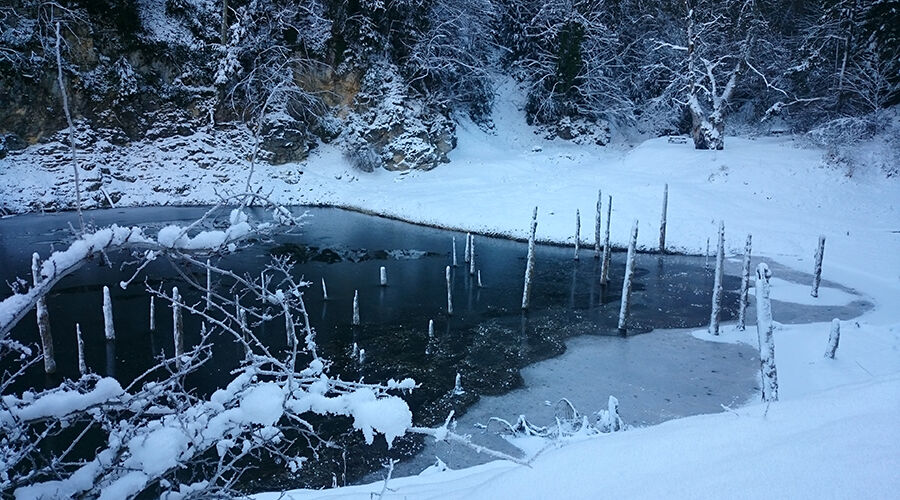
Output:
[{"xmin": 2, "ymin": 82, "xmax": 898, "ymax": 498}]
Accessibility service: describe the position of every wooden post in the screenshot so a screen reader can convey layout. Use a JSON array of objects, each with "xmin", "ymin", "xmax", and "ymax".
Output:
[
  {"xmin": 445, "ymin": 266, "xmax": 453, "ymax": 315},
  {"xmin": 617, "ymin": 220, "xmax": 639, "ymax": 333},
  {"xmin": 150, "ymin": 295, "xmax": 156, "ymax": 331},
  {"xmin": 352, "ymin": 290, "xmax": 360, "ymax": 325},
  {"xmin": 736, "ymin": 234, "xmax": 752, "ymax": 331},
  {"xmin": 31, "ymin": 253, "xmax": 56, "ymax": 374},
  {"xmin": 811, "ymin": 235, "xmax": 825, "ymax": 298},
  {"xmin": 464, "ymin": 232, "xmax": 471, "ymax": 263},
  {"xmin": 594, "ymin": 189, "xmax": 602, "ymax": 259},
  {"xmin": 574, "ymin": 209, "xmax": 581, "ymax": 260},
  {"xmin": 103, "ymin": 285, "xmax": 115, "ymax": 340},
  {"xmin": 659, "ymin": 183, "xmax": 668, "ymax": 253},
  {"xmin": 172, "ymin": 287, "xmax": 183, "ymax": 367},
  {"xmin": 452, "ymin": 237, "xmax": 458, "ymax": 267},
  {"xmin": 380, "ymin": 266, "xmax": 387, "ymax": 286},
  {"xmin": 600, "ymin": 195, "xmax": 612, "ymax": 285},
  {"xmin": 469, "ymin": 235, "xmax": 476, "ymax": 276},
  {"xmin": 522, "ymin": 207, "xmax": 538, "ymax": 310},
  {"xmin": 755, "ymin": 263, "xmax": 778, "ymax": 402},
  {"xmin": 825, "ymin": 318, "xmax": 841, "ymax": 359},
  {"xmin": 709, "ymin": 221, "xmax": 725, "ymax": 335},
  {"xmin": 76, "ymin": 323, "xmax": 86, "ymax": 375}
]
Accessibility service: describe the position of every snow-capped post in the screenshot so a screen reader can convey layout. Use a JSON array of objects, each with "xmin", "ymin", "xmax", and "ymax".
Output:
[
  {"xmin": 755, "ymin": 263, "xmax": 778, "ymax": 402},
  {"xmin": 705, "ymin": 237, "xmax": 710, "ymax": 269},
  {"xmin": 452, "ymin": 237, "xmax": 458, "ymax": 267},
  {"xmin": 205, "ymin": 259, "xmax": 211, "ymax": 310},
  {"xmin": 825, "ymin": 318, "xmax": 841, "ymax": 359},
  {"xmin": 380, "ymin": 266, "xmax": 387, "ymax": 286},
  {"xmin": 103, "ymin": 285, "xmax": 115, "ymax": 341},
  {"xmin": 709, "ymin": 221, "xmax": 725, "ymax": 335},
  {"xmin": 594, "ymin": 189, "xmax": 602, "ymax": 259},
  {"xmin": 76, "ymin": 323, "xmax": 86, "ymax": 376},
  {"xmin": 811, "ymin": 235, "xmax": 825, "ymax": 298},
  {"xmin": 31, "ymin": 253, "xmax": 56, "ymax": 374},
  {"xmin": 426, "ymin": 319, "xmax": 435, "ymax": 355},
  {"xmin": 736, "ymin": 234, "xmax": 752, "ymax": 331},
  {"xmin": 352, "ymin": 342, "xmax": 359, "ymax": 359},
  {"xmin": 445, "ymin": 266, "xmax": 453, "ymax": 315},
  {"xmin": 469, "ymin": 235, "xmax": 476, "ymax": 276},
  {"xmin": 522, "ymin": 207, "xmax": 538, "ymax": 310},
  {"xmin": 574, "ymin": 209, "xmax": 581, "ymax": 260},
  {"xmin": 600, "ymin": 196, "xmax": 613, "ymax": 285},
  {"xmin": 321, "ymin": 278, "xmax": 328, "ymax": 301},
  {"xmin": 617, "ymin": 220, "xmax": 639, "ymax": 333},
  {"xmin": 358, "ymin": 348, "xmax": 366, "ymax": 364},
  {"xmin": 453, "ymin": 373, "xmax": 464, "ymax": 395},
  {"xmin": 149, "ymin": 295, "xmax": 156, "ymax": 331},
  {"xmin": 659, "ymin": 183, "xmax": 668, "ymax": 253},
  {"xmin": 352, "ymin": 290, "xmax": 360, "ymax": 326},
  {"xmin": 605, "ymin": 395, "xmax": 623, "ymax": 432},
  {"xmin": 172, "ymin": 286, "xmax": 184, "ymax": 367},
  {"xmin": 477, "ymin": 270, "xmax": 483, "ymax": 288},
  {"xmin": 464, "ymin": 232, "xmax": 472, "ymax": 263}
]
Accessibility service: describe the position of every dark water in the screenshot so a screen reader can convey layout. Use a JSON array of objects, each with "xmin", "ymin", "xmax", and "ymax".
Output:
[{"xmin": 0, "ymin": 206, "xmax": 744, "ymax": 490}]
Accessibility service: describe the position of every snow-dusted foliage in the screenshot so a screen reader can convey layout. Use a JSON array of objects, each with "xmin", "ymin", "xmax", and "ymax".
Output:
[{"xmin": 342, "ymin": 62, "xmax": 456, "ymax": 171}]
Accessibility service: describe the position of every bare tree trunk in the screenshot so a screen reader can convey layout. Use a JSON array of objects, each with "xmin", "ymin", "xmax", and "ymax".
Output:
[
  {"xmin": 522, "ymin": 207, "xmax": 538, "ymax": 310},
  {"xmin": 709, "ymin": 221, "xmax": 725, "ymax": 335},
  {"xmin": 755, "ymin": 263, "xmax": 778, "ymax": 402},
  {"xmin": 617, "ymin": 220, "xmax": 639, "ymax": 333},
  {"xmin": 600, "ymin": 196, "xmax": 612, "ymax": 285},
  {"xmin": 659, "ymin": 184, "xmax": 668, "ymax": 253},
  {"xmin": 380, "ymin": 266, "xmax": 387, "ymax": 286},
  {"xmin": 464, "ymin": 232, "xmax": 471, "ymax": 263},
  {"xmin": 594, "ymin": 189, "xmax": 602, "ymax": 258},
  {"xmin": 55, "ymin": 22, "xmax": 85, "ymax": 234},
  {"xmin": 811, "ymin": 235, "xmax": 825, "ymax": 298},
  {"xmin": 352, "ymin": 290, "xmax": 360, "ymax": 325},
  {"xmin": 321, "ymin": 278, "xmax": 328, "ymax": 301},
  {"xmin": 736, "ymin": 234, "xmax": 752, "ymax": 331},
  {"xmin": 477, "ymin": 270, "xmax": 483, "ymax": 288},
  {"xmin": 451, "ymin": 237, "xmax": 458, "ymax": 267},
  {"xmin": 469, "ymin": 236, "xmax": 476, "ymax": 276},
  {"xmin": 574, "ymin": 209, "xmax": 581, "ymax": 260},
  {"xmin": 445, "ymin": 266, "xmax": 453, "ymax": 316},
  {"xmin": 103, "ymin": 286, "xmax": 115, "ymax": 340},
  {"xmin": 32, "ymin": 253, "xmax": 56, "ymax": 374},
  {"xmin": 825, "ymin": 318, "xmax": 841, "ymax": 359}
]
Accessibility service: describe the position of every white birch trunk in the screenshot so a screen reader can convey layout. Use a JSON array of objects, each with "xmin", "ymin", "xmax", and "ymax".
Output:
[
  {"xmin": 76, "ymin": 323, "xmax": 86, "ymax": 375},
  {"xmin": 600, "ymin": 196, "xmax": 612, "ymax": 285},
  {"xmin": 149, "ymin": 295, "xmax": 156, "ymax": 331},
  {"xmin": 811, "ymin": 235, "xmax": 825, "ymax": 298},
  {"xmin": 452, "ymin": 237, "xmax": 458, "ymax": 267},
  {"xmin": 172, "ymin": 287, "xmax": 184, "ymax": 367},
  {"xmin": 755, "ymin": 263, "xmax": 778, "ymax": 402},
  {"xmin": 736, "ymin": 234, "xmax": 752, "ymax": 331},
  {"xmin": 594, "ymin": 189, "xmax": 602, "ymax": 258},
  {"xmin": 352, "ymin": 290, "xmax": 360, "ymax": 325},
  {"xmin": 709, "ymin": 221, "xmax": 725, "ymax": 335},
  {"xmin": 659, "ymin": 184, "xmax": 668, "ymax": 253},
  {"xmin": 322, "ymin": 278, "xmax": 328, "ymax": 301},
  {"xmin": 825, "ymin": 318, "xmax": 841, "ymax": 359},
  {"xmin": 445, "ymin": 266, "xmax": 453, "ymax": 316},
  {"xmin": 380, "ymin": 266, "xmax": 387, "ymax": 286},
  {"xmin": 32, "ymin": 253, "xmax": 56, "ymax": 374},
  {"xmin": 574, "ymin": 209, "xmax": 581, "ymax": 260},
  {"xmin": 617, "ymin": 220, "xmax": 639, "ymax": 333},
  {"xmin": 103, "ymin": 286, "xmax": 115, "ymax": 341},
  {"xmin": 522, "ymin": 207, "xmax": 538, "ymax": 310}
]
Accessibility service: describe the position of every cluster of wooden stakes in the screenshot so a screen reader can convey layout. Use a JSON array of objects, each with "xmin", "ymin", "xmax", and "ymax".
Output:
[{"xmin": 27, "ymin": 186, "xmax": 837, "ymax": 405}]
